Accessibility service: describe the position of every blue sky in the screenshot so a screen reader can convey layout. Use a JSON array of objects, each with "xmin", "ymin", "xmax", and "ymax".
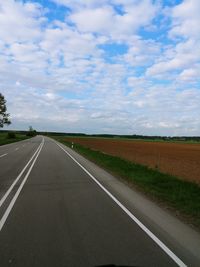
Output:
[{"xmin": 0, "ymin": 0, "xmax": 200, "ymax": 135}]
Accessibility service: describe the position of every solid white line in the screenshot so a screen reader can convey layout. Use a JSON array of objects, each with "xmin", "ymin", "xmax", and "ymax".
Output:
[
  {"xmin": 55, "ymin": 141, "xmax": 187, "ymax": 267},
  {"xmin": 0, "ymin": 139, "xmax": 44, "ymax": 231},
  {"xmin": 0, "ymin": 139, "xmax": 43, "ymax": 208},
  {"xmin": 0, "ymin": 153, "xmax": 8, "ymax": 158}
]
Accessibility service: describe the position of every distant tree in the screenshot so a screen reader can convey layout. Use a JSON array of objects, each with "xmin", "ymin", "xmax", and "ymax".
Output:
[
  {"xmin": 29, "ymin": 126, "xmax": 34, "ymax": 132},
  {"xmin": 0, "ymin": 93, "xmax": 11, "ymax": 128},
  {"xmin": 27, "ymin": 126, "xmax": 37, "ymax": 136}
]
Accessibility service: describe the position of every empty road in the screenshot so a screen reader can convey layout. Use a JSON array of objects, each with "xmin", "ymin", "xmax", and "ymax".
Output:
[{"xmin": 0, "ymin": 136, "xmax": 200, "ymax": 267}]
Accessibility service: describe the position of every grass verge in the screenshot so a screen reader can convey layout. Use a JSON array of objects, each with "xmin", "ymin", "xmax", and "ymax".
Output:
[
  {"xmin": 54, "ymin": 136, "xmax": 200, "ymax": 229},
  {"xmin": 0, "ymin": 132, "xmax": 30, "ymax": 146}
]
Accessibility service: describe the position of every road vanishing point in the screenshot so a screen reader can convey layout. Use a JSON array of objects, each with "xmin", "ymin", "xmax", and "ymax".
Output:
[{"xmin": 0, "ymin": 136, "xmax": 200, "ymax": 267}]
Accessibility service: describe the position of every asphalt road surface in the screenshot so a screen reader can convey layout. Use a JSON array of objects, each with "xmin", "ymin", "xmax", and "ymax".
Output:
[{"xmin": 0, "ymin": 136, "xmax": 200, "ymax": 267}]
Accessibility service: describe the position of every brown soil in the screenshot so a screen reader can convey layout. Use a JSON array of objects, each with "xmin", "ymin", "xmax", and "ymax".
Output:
[{"xmin": 65, "ymin": 138, "xmax": 200, "ymax": 184}]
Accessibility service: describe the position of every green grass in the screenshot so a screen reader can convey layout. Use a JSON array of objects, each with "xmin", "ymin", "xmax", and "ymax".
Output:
[
  {"xmin": 54, "ymin": 136, "xmax": 200, "ymax": 228},
  {"xmin": 0, "ymin": 132, "xmax": 30, "ymax": 146}
]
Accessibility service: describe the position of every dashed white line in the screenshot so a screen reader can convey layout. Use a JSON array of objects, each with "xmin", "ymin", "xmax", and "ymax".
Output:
[
  {"xmin": 0, "ymin": 138, "xmax": 44, "ymax": 231},
  {"xmin": 0, "ymin": 153, "xmax": 8, "ymax": 158},
  {"xmin": 0, "ymin": 139, "xmax": 44, "ymax": 209},
  {"xmin": 15, "ymin": 147, "xmax": 19, "ymax": 151},
  {"xmin": 55, "ymin": 141, "xmax": 187, "ymax": 267}
]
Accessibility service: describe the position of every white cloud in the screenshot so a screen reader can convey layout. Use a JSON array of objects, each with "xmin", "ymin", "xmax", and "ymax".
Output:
[
  {"xmin": 69, "ymin": 7, "xmax": 114, "ymax": 34},
  {"xmin": 8, "ymin": 42, "xmax": 47, "ymax": 68},
  {"xmin": 123, "ymin": 37, "xmax": 161, "ymax": 67},
  {"xmin": 0, "ymin": 0, "xmax": 44, "ymax": 44},
  {"xmin": 169, "ymin": 0, "xmax": 200, "ymax": 39},
  {"xmin": 0, "ymin": 0, "xmax": 199, "ymax": 135},
  {"xmin": 146, "ymin": 0, "xmax": 200, "ymax": 80},
  {"xmin": 68, "ymin": 0, "xmax": 158, "ymax": 38},
  {"xmin": 51, "ymin": 0, "xmax": 107, "ymax": 9},
  {"xmin": 178, "ymin": 65, "xmax": 200, "ymax": 82}
]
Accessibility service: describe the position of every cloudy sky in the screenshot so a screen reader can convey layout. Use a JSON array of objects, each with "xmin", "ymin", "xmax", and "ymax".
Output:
[{"xmin": 0, "ymin": 0, "xmax": 200, "ymax": 135}]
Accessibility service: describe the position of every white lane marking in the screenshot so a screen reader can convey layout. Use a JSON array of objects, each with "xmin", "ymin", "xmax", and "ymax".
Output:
[
  {"xmin": 0, "ymin": 139, "xmax": 44, "ymax": 208},
  {"xmin": 15, "ymin": 147, "xmax": 19, "ymax": 151},
  {"xmin": 0, "ymin": 139, "xmax": 44, "ymax": 231},
  {"xmin": 0, "ymin": 153, "xmax": 8, "ymax": 158},
  {"xmin": 55, "ymin": 141, "xmax": 187, "ymax": 267}
]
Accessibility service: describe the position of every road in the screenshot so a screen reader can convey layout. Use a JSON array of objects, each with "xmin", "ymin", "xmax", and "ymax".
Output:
[{"xmin": 0, "ymin": 135, "xmax": 200, "ymax": 267}]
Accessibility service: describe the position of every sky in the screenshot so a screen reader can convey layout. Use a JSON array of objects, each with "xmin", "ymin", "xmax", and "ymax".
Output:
[{"xmin": 0, "ymin": 0, "xmax": 200, "ymax": 136}]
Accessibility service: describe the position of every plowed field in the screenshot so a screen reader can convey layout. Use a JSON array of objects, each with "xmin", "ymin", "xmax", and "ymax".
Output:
[{"xmin": 65, "ymin": 137, "xmax": 200, "ymax": 184}]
